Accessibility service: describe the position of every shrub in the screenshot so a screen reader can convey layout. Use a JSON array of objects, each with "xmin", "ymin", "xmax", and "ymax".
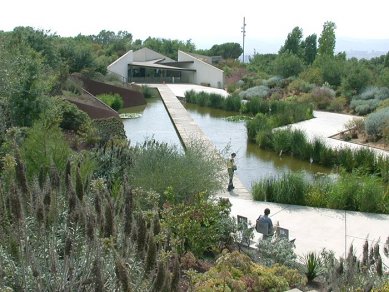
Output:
[
  {"xmin": 129, "ymin": 139, "xmax": 225, "ymax": 203},
  {"xmin": 358, "ymin": 86, "xmax": 389, "ymax": 101},
  {"xmin": 239, "ymin": 85, "xmax": 270, "ymax": 99},
  {"xmin": 21, "ymin": 120, "xmax": 72, "ymax": 179},
  {"xmin": 287, "ymin": 78, "xmax": 314, "ymax": 94},
  {"xmin": 350, "ymin": 99, "xmax": 379, "ymax": 115},
  {"xmin": 58, "ymin": 99, "xmax": 90, "ymax": 132},
  {"xmin": 257, "ymin": 238, "xmax": 298, "ymax": 268},
  {"xmin": 364, "ymin": 107, "xmax": 389, "ymax": 139},
  {"xmin": 93, "ymin": 117, "xmax": 126, "ymax": 145},
  {"xmin": 96, "ymin": 93, "xmax": 123, "ymax": 111},
  {"xmin": 309, "ymin": 85, "xmax": 336, "ymax": 110}
]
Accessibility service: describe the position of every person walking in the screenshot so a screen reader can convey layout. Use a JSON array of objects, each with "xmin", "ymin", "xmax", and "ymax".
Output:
[{"xmin": 227, "ymin": 153, "xmax": 237, "ymax": 191}]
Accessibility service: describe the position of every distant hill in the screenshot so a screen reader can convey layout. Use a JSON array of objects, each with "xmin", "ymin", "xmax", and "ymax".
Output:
[{"xmin": 336, "ymin": 38, "xmax": 389, "ymax": 59}]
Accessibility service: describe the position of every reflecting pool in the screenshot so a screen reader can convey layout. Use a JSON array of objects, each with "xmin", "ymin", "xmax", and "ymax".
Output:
[{"xmin": 123, "ymin": 97, "xmax": 331, "ymax": 190}]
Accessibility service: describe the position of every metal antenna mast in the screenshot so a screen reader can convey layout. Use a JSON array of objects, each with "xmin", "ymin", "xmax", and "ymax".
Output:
[{"xmin": 241, "ymin": 17, "xmax": 246, "ymax": 63}]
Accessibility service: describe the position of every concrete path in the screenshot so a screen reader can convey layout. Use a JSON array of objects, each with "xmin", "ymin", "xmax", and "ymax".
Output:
[{"xmin": 154, "ymin": 84, "xmax": 389, "ymax": 266}]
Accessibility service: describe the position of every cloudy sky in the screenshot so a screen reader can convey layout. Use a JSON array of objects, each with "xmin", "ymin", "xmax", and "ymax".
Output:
[{"xmin": 1, "ymin": 0, "xmax": 388, "ymax": 53}]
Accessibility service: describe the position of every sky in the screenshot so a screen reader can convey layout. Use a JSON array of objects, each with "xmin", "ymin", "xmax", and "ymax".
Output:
[{"xmin": 1, "ymin": 0, "xmax": 388, "ymax": 54}]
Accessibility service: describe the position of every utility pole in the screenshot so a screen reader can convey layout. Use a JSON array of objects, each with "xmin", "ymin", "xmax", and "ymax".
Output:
[{"xmin": 241, "ymin": 17, "xmax": 246, "ymax": 63}]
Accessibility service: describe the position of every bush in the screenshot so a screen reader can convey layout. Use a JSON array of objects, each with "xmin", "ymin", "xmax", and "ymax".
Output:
[
  {"xmin": 364, "ymin": 107, "xmax": 389, "ymax": 139},
  {"xmin": 350, "ymin": 99, "xmax": 380, "ymax": 115},
  {"xmin": 58, "ymin": 99, "xmax": 90, "ymax": 132},
  {"xmin": 309, "ymin": 85, "xmax": 336, "ymax": 110},
  {"xmin": 96, "ymin": 93, "xmax": 123, "ymax": 111},
  {"xmin": 129, "ymin": 139, "xmax": 225, "ymax": 203},
  {"xmin": 21, "ymin": 120, "xmax": 72, "ymax": 179},
  {"xmin": 287, "ymin": 78, "xmax": 314, "ymax": 94},
  {"xmin": 239, "ymin": 85, "xmax": 270, "ymax": 99},
  {"xmin": 93, "ymin": 117, "xmax": 126, "ymax": 145}
]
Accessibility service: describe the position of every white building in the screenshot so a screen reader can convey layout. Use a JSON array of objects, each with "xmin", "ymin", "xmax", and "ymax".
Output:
[{"xmin": 107, "ymin": 48, "xmax": 224, "ymax": 89}]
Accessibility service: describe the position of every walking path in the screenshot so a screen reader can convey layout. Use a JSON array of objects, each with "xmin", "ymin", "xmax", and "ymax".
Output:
[{"xmin": 154, "ymin": 84, "xmax": 389, "ymax": 266}]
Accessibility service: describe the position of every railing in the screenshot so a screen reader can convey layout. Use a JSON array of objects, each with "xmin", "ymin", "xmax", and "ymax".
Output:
[{"xmin": 129, "ymin": 76, "xmax": 184, "ymax": 84}]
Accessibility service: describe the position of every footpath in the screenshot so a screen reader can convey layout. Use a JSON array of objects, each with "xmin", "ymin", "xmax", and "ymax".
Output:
[{"xmin": 154, "ymin": 84, "xmax": 389, "ymax": 267}]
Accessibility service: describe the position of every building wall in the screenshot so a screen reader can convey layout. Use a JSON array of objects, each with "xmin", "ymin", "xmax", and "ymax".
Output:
[
  {"xmin": 133, "ymin": 47, "xmax": 175, "ymax": 63},
  {"xmin": 107, "ymin": 50, "xmax": 134, "ymax": 80},
  {"xmin": 178, "ymin": 51, "xmax": 224, "ymax": 88}
]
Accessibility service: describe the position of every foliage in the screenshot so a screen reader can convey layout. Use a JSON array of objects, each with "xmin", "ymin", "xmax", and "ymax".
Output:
[
  {"xmin": 309, "ymin": 84, "xmax": 336, "ymax": 110},
  {"xmin": 274, "ymin": 52, "xmax": 305, "ymax": 78},
  {"xmin": 350, "ymin": 87, "xmax": 389, "ymax": 115},
  {"xmin": 239, "ymin": 85, "xmax": 270, "ymax": 99},
  {"xmin": 253, "ymin": 170, "xmax": 389, "ymax": 214},
  {"xmin": 143, "ymin": 37, "xmax": 196, "ymax": 60},
  {"xmin": 96, "ymin": 93, "xmax": 123, "ymax": 111},
  {"xmin": 184, "ymin": 90, "xmax": 241, "ymax": 112},
  {"xmin": 302, "ymin": 252, "xmax": 322, "ymax": 281},
  {"xmin": 128, "ymin": 139, "xmax": 225, "ymax": 203},
  {"xmin": 303, "ymin": 34, "xmax": 317, "ymax": 65},
  {"xmin": 341, "ymin": 61, "xmax": 373, "ymax": 96},
  {"xmin": 208, "ymin": 42, "xmax": 243, "ymax": 60},
  {"xmin": 161, "ymin": 193, "xmax": 233, "ymax": 257},
  {"xmin": 20, "ymin": 120, "xmax": 72, "ymax": 179},
  {"xmin": 364, "ymin": 107, "xmax": 389, "ymax": 139},
  {"xmin": 257, "ymin": 238, "xmax": 298, "ymax": 268},
  {"xmin": 279, "ymin": 26, "xmax": 304, "ymax": 57},
  {"xmin": 252, "ymin": 172, "xmax": 307, "ymax": 205},
  {"xmin": 192, "ymin": 250, "xmax": 305, "ymax": 291},
  {"xmin": 318, "ymin": 21, "xmax": 336, "ymax": 57},
  {"xmin": 287, "ymin": 78, "xmax": 314, "ymax": 94},
  {"xmin": 93, "ymin": 117, "xmax": 126, "ymax": 145}
]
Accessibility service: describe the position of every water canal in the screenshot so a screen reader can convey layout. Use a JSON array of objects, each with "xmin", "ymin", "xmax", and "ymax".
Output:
[{"xmin": 123, "ymin": 97, "xmax": 331, "ymax": 190}]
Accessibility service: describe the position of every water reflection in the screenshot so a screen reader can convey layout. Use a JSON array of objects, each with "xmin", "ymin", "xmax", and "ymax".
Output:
[
  {"xmin": 123, "ymin": 97, "xmax": 331, "ymax": 191},
  {"xmin": 185, "ymin": 103, "xmax": 331, "ymax": 190},
  {"xmin": 122, "ymin": 98, "xmax": 183, "ymax": 149}
]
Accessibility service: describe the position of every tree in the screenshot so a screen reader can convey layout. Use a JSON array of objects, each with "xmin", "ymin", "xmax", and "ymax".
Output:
[
  {"xmin": 279, "ymin": 26, "xmax": 304, "ymax": 57},
  {"xmin": 274, "ymin": 52, "xmax": 304, "ymax": 78},
  {"xmin": 318, "ymin": 21, "xmax": 336, "ymax": 57},
  {"xmin": 313, "ymin": 54, "xmax": 343, "ymax": 87},
  {"xmin": 209, "ymin": 42, "xmax": 243, "ymax": 59},
  {"xmin": 303, "ymin": 34, "xmax": 317, "ymax": 65},
  {"xmin": 341, "ymin": 60, "xmax": 373, "ymax": 96},
  {"xmin": 247, "ymin": 53, "xmax": 277, "ymax": 75}
]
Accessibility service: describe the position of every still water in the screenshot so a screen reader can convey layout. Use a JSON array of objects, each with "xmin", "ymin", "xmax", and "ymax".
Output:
[{"xmin": 123, "ymin": 98, "xmax": 330, "ymax": 190}]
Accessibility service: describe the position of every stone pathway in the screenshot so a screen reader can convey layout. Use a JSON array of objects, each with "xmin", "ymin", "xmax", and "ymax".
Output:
[{"xmin": 154, "ymin": 84, "xmax": 389, "ymax": 267}]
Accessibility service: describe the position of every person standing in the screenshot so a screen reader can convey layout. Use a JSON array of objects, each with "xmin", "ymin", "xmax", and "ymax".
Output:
[{"xmin": 227, "ymin": 153, "xmax": 237, "ymax": 191}]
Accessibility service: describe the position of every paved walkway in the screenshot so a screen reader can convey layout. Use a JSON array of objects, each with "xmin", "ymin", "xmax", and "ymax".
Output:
[{"xmin": 154, "ymin": 84, "xmax": 389, "ymax": 266}]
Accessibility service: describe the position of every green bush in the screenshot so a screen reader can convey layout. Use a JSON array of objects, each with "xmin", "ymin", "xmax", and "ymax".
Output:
[
  {"xmin": 93, "ymin": 117, "xmax": 126, "ymax": 145},
  {"xmin": 21, "ymin": 120, "xmax": 72, "ymax": 179},
  {"xmin": 129, "ymin": 139, "xmax": 225, "ymax": 203},
  {"xmin": 96, "ymin": 93, "xmax": 123, "ymax": 111},
  {"xmin": 58, "ymin": 99, "xmax": 91, "ymax": 132}
]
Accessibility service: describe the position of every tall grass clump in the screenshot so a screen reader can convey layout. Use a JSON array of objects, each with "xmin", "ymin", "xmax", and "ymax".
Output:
[
  {"xmin": 253, "ymin": 171, "xmax": 388, "ymax": 213},
  {"xmin": 252, "ymin": 172, "xmax": 307, "ymax": 205},
  {"xmin": 184, "ymin": 90, "xmax": 241, "ymax": 112}
]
